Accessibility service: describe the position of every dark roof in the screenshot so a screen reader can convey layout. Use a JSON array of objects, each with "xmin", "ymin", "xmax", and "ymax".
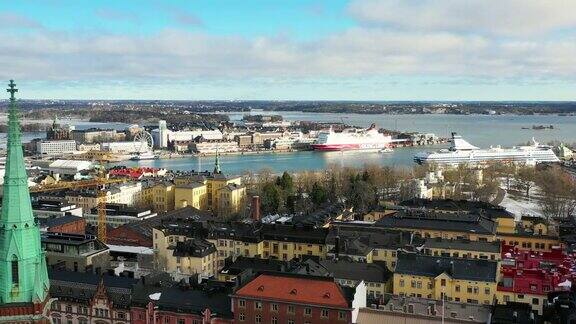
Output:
[
  {"xmin": 43, "ymin": 215, "xmax": 84, "ymax": 228},
  {"xmin": 328, "ymin": 237, "xmax": 372, "ymax": 256},
  {"xmin": 398, "ymin": 198, "xmax": 514, "ymax": 219},
  {"xmin": 207, "ymin": 222, "xmax": 263, "ymax": 243},
  {"xmin": 491, "ymin": 302, "xmax": 537, "ymax": 324},
  {"xmin": 424, "ymin": 237, "xmax": 501, "ymax": 253},
  {"xmin": 220, "ymin": 256, "xmax": 289, "ymax": 276},
  {"xmin": 122, "ymin": 206, "xmax": 213, "ymax": 239},
  {"xmin": 131, "ymin": 274, "xmax": 234, "ymax": 318},
  {"xmin": 375, "ymin": 209, "xmax": 497, "ymax": 235},
  {"xmin": 90, "ymin": 203, "xmax": 152, "ymax": 216},
  {"xmin": 320, "ymin": 259, "xmax": 392, "ymax": 283},
  {"xmin": 41, "ymin": 232, "xmax": 102, "ymax": 246},
  {"xmin": 261, "ymin": 223, "xmax": 329, "ymax": 244},
  {"xmin": 329, "ymin": 224, "xmax": 424, "ymax": 251},
  {"xmin": 395, "ymin": 252, "xmax": 498, "ymax": 282},
  {"xmin": 171, "ymin": 238, "xmax": 216, "ymax": 258},
  {"xmin": 49, "ymin": 270, "xmax": 136, "ymax": 309}
]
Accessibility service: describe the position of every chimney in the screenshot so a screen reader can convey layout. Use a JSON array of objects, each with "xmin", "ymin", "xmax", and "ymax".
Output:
[{"xmin": 251, "ymin": 196, "xmax": 261, "ymax": 221}]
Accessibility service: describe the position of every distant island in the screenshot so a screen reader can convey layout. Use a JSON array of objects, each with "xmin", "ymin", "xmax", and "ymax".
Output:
[{"xmin": 1, "ymin": 100, "xmax": 575, "ymax": 126}]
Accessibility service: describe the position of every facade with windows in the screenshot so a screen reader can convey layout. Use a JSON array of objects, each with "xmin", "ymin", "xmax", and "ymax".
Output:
[
  {"xmin": 48, "ymin": 270, "xmax": 135, "ymax": 324},
  {"xmin": 231, "ymin": 273, "xmax": 354, "ymax": 324}
]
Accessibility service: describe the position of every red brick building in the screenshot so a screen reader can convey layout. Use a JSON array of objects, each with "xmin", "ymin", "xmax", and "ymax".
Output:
[
  {"xmin": 231, "ymin": 273, "xmax": 353, "ymax": 324},
  {"xmin": 45, "ymin": 215, "xmax": 86, "ymax": 234}
]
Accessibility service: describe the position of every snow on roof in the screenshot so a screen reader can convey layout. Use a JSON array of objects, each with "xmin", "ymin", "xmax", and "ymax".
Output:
[
  {"xmin": 558, "ymin": 279, "xmax": 572, "ymax": 288},
  {"xmin": 149, "ymin": 292, "xmax": 161, "ymax": 301},
  {"xmin": 49, "ymin": 159, "xmax": 93, "ymax": 170},
  {"xmin": 106, "ymin": 244, "xmax": 154, "ymax": 255}
]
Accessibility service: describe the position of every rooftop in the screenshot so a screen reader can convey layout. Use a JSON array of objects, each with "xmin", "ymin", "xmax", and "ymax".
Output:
[
  {"xmin": 395, "ymin": 252, "xmax": 498, "ymax": 282},
  {"xmin": 424, "ymin": 237, "xmax": 501, "ymax": 254},
  {"xmin": 171, "ymin": 238, "xmax": 216, "ymax": 258},
  {"xmin": 234, "ymin": 273, "xmax": 350, "ymax": 308},
  {"xmin": 320, "ymin": 259, "xmax": 392, "ymax": 283},
  {"xmin": 375, "ymin": 209, "xmax": 497, "ymax": 235}
]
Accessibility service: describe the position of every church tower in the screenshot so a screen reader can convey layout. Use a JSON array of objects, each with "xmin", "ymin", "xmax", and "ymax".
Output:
[{"xmin": 0, "ymin": 80, "xmax": 51, "ymax": 322}]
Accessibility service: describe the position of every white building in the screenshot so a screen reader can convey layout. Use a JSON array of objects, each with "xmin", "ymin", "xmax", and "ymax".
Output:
[
  {"xmin": 36, "ymin": 140, "xmax": 77, "ymax": 155},
  {"xmin": 157, "ymin": 120, "xmax": 169, "ymax": 148},
  {"xmin": 48, "ymin": 159, "xmax": 93, "ymax": 176},
  {"xmin": 83, "ymin": 205, "xmax": 156, "ymax": 228},
  {"xmin": 77, "ymin": 143, "xmax": 101, "ymax": 152},
  {"xmin": 190, "ymin": 141, "xmax": 239, "ymax": 154},
  {"xmin": 101, "ymin": 141, "xmax": 147, "ymax": 153}
]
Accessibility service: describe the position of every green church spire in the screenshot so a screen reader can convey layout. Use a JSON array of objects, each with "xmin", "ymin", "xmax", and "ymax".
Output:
[{"xmin": 0, "ymin": 80, "xmax": 49, "ymax": 304}]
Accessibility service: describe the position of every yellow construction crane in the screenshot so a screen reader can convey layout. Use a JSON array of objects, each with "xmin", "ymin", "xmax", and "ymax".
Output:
[{"xmin": 30, "ymin": 165, "xmax": 128, "ymax": 243}]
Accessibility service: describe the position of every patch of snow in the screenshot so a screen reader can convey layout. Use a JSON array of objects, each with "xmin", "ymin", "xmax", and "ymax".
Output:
[
  {"xmin": 499, "ymin": 191, "xmax": 543, "ymax": 220},
  {"xmin": 558, "ymin": 280, "xmax": 572, "ymax": 288},
  {"xmin": 149, "ymin": 292, "xmax": 161, "ymax": 300}
]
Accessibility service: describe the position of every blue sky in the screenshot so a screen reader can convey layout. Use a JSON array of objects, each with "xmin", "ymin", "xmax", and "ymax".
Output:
[{"xmin": 1, "ymin": 0, "xmax": 575, "ymax": 100}]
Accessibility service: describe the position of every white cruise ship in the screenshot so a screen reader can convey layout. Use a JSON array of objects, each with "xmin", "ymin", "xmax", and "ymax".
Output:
[
  {"xmin": 414, "ymin": 133, "xmax": 560, "ymax": 165},
  {"xmin": 311, "ymin": 124, "xmax": 394, "ymax": 151}
]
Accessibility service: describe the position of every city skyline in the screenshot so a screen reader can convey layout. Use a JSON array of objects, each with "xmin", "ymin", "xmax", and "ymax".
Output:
[{"xmin": 1, "ymin": 0, "xmax": 576, "ymax": 100}]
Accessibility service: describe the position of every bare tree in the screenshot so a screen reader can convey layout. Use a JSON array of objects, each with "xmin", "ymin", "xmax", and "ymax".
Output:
[{"xmin": 536, "ymin": 166, "xmax": 576, "ymax": 220}]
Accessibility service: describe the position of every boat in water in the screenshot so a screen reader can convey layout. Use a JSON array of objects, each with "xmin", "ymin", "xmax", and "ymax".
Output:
[
  {"xmin": 311, "ymin": 124, "xmax": 394, "ymax": 152},
  {"xmin": 413, "ymin": 133, "xmax": 560, "ymax": 165},
  {"xmin": 130, "ymin": 151, "xmax": 158, "ymax": 161},
  {"xmin": 379, "ymin": 148, "xmax": 394, "ymax": 153}
]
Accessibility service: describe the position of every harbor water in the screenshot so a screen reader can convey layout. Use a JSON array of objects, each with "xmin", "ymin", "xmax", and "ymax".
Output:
[{"xmin": 115, "ymin": 112, "xmax": 576, "ymax": 174}]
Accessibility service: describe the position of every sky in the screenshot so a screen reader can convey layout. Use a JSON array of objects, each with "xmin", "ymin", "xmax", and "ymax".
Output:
[{"xmin": 1, "ymin": 0, "xmax": 576, "ymax": 100}]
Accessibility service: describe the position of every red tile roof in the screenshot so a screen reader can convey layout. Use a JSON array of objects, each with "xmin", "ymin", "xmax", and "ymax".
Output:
[{"xmin": 234, "ymin": 274, "xmax": 349, "ymax": 308}]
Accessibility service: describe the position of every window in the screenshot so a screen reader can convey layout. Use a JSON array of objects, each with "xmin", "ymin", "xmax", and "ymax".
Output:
[
  {"xmin": 339, "ymin": 311, "xmax": 347, "ymax": 320},
  {"xmin": 532, "ymin": 298, "xmax": 539, "ymax": 305},
  {"xmin": 78, "ymin": 318, "xmax": 88, "ymax": 324},
  {"xmin": 177, "ymin": 320, "xmax": 185, "ymax": 324},
  {"xmin": 11, "ymin": 255, "xmax": 18, "ymax": 286},
  {"xmin": 255, "ymin": 314, "xmax": 262, "ymax": 323},
  {"xmin": 399, "ymin": 279, "xmax": 405, "ymax": 287},
  {"xmin": 239, "ymin": 313, "xmax": 245, "ymax": 321},
  {"xmin": 271, "ymin": 303, "xmax": 279, "ymax": 311},
  {"xmin": 455, "ymin": 285, "xmax": 460, "ymax": 292},
  {"xmin": 440, "ymin": 279, "xmax": 446, "ymax": 287},
  {"xmin": 255, "ymin": 301, "xmax": 262, "ymax": 310},
  {"xmin": 321, "ymin": 309, "xmax": 329, "ymax": 318},
  {"xmin": 239, "ymin": 299, "xmax": 246, "ymax": 308},
  {"xmin": 288, "ymin": 305, "xmax": 295, "ymax": 314},
  {"xmin": 304, "ymin": 307, "xmax": 312, "ymax": 316},
  {"xmin": 485, "ymin": 288, "xmax": 490, "ymax": 295},
  {"xmin": 65, "ymin": 305, "xmax": 72, "ymax": 313},
  {"xmin": 272, "ymin": 317, "xmax": 278, "ymax": 324},
  {"xmin": 288, "ymin": 320, "xmax": 295, "ymax": 324}
]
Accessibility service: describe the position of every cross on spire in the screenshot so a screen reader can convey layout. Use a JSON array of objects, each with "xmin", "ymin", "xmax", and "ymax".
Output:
[{"xmin": 7, "ymin": 80, "xmax": 17, "ymax": 100}]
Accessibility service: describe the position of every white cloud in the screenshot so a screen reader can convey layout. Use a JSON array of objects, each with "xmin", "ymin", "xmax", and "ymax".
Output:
[
  {"xmin": 349, "ymin": 0, "xmax": 576, "ymax": 36},
  {"xmin": 0, "ymin": 27, "xmax": 575, "ymax": 82}
]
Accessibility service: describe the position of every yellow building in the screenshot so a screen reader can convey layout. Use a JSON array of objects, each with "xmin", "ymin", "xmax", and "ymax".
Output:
[
  {"xmin": 175, "ymin": 182, "xmax": 208, "ymax": 210},
  {"xmin": 320, "ymin": 259, "xmax": 393, "ymax": 298},
  {"xmin": 393, "ymin": 252, "xmax": 499, "ymax": 305},
  {"xmin": 422, "ymin": 238, "xmax": 501, "ymax": 261},
  {"xmin": 217, "ymin": 183, "xmax": 247, "ymax": 219},
  {"xmin": 173, "ymin": 155, "xmax": 245, "ymax": 217},
  {"xmin": 165, "ymin": 238, "xmax": 217, "ymax": 278},
  {"xmin": 207, "ymin": 223, "xmax": 264, "ymax": 269},
  {"xmin": 261, "ymin": 224, "xmax": 328, "ymax": 261},
  {"xmin": 147, "ymin": 181, "xmax": 175, "ymax": 213},
  {"xmin": 328, "ymin": 224, "xmax": 419, "ymax": 272}
]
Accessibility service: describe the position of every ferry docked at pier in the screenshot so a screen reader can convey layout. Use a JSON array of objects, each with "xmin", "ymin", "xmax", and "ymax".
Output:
[
  {"xmin": 414, "ymin": 133, "xmax": 560, "ymax": 165},
  {"xmin": 311, "ymin": 124, "xmax": 395, "ymax": 152}
]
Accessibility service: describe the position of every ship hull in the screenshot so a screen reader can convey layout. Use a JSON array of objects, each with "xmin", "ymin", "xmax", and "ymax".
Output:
[{"xmin": 312, "ymin": 143, "xmax": 388, "ymax": 151}]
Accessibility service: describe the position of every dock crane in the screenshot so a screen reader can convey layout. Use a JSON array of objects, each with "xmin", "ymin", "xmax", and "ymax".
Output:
[{"xmin": 29, "ymin": 164, "xmax": 128, "ymax": 243}]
